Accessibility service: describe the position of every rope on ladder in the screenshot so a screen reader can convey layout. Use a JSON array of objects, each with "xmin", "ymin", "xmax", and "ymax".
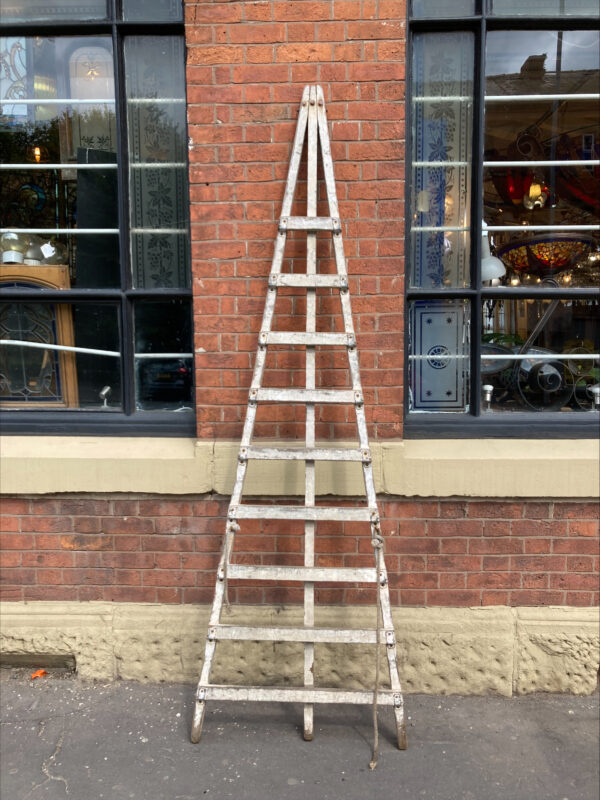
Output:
[
  {"xmin": 369, "ymin": 518, "xmax": 385, "ymax": 770},
  {"xmin": 222, "ymin": 520, "xmax": 239, "ymax": 614}
]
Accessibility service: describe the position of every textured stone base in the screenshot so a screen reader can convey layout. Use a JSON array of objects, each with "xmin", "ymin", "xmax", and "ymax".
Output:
[{"xmin": 1, "ymin": 602, "xmax": 598, "ymax": 695}]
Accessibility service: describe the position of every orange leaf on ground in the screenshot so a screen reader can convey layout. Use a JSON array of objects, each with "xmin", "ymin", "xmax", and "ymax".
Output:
[{"xmin": 30, "ymin": 669, "xmax": 47, "ymax": 680}]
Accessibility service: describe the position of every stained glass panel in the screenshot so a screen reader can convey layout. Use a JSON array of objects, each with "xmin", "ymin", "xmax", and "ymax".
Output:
[
  {"xmin": 411, "ymin": 33, "xmax": 474, "ymax": 289},
  {"xmin": 125, "ymin": 37, "xmax": 190, "ymax": 290}
]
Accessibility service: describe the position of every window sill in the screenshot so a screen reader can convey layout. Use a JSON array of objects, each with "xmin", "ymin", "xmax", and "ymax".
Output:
[
  {"xmin": 0, "ymin": 437, "xmax": 598, "ymax": 499},
  {"xmin": 0, "ymin": 410, "xmax": 195, "ymax": 437},
  {"xmin": 404, "ymin": 412, "xmax": 600, "ymax": 439}
]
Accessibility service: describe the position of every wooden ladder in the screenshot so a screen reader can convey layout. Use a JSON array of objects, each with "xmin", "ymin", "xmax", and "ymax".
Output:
[{"xmin": 190, "ymin": 85, "xmax": 407, "ymax": 754}]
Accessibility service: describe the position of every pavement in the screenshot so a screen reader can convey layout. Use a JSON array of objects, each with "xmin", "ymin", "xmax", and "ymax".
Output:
[{"xmin": 1, "ymin": 668, "xmax": 598, "ymax": 800}]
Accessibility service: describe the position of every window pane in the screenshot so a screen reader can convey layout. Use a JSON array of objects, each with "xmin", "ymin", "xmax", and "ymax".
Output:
[
  {"xmin": 0, "ymin": 301, "xmax": 121, "ymax": 409},
  {"xmin": 134, "ymin": 300, "xmax": 193, "ymax": 411},
  {"xmin": 0, "ymin": 36, "xmax": 120, "ymax": 289},
  {"xmin": 411, "ymin": 0, "xmax": 475, "ymax": 17},
  {"xmin": 484, "ymin": 30, "xmax": 600, "ymax": 288},
  {"xmin": 489, "ymin": 0, "xmax": 598, "ymax": 15},
  {"xmin": 125, "ymin": 37, "xmax": 190, "ymax": 290},
  {"xmin": 122, "ymin": 0, "xmax": 182, "ymax": 22},
  {"xmin": 408, "ymin": 299, "xmax": 471, "ymax": 412},
  {"xmin": 411, "ymin": 33, "xmax": 474, "ymax": 289},
  {"xmin": 1, "ymin": 0, "xmax": 107, "ymax": 23},
  {"xmin": 481, "ymin": 298, "xmax": 599, "ymax": 412}
]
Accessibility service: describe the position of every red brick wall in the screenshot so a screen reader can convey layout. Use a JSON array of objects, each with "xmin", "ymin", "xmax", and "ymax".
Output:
[
  {"xmin": 185, "ymin": 0, "xmax": 407, "ymax": 440},
  {"xmin": 2, "ymin": 496, "xmax": 598, "ymax": 607}
]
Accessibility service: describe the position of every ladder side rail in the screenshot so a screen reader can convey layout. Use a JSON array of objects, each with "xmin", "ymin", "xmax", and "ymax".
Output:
[
  {"xmin": 192, "ymin": 86, "xmax": 312, "ymax": 746},
  {"xmin": 280, "ymin": 85, "xmax": 311, "ymax": 219},
  {"xmin": 191, "ymin": 533, "xmax": 232, "ymax": 742},
  {"xmin": 317, "ymin": 88, "xmax": 366, "ymax": 490},
  {"xmin": 246, "ymin": 83, "xmax": 310, "ymax": 405},
  {"xmin": 303, "ymin": 85, "xmax": 319, "ymax": 742},
  {"xmin": 323, "ymin": 111, "xmax": 373, "ymax": 509},
  {"xmin": 317, "ymin": 85, "xmax": 407, "ymax": 747},
  {"xmin": 375, "ymin": 564, "xmax": 407, "ymax": 748},
  {"xmin": 316, "ymin": 86, "xmax": 341, "ymax": 222},
  {"xmin": 348, "ymin": 347, "xmax": 378, "ymax": 509}
]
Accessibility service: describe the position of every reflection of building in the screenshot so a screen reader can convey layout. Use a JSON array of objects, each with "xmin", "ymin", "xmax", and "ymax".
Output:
[
  {"xmin": 1, "ymin": 2, "xmax": 598, "ymax": 696},
  {"xmin": 485, "ymin": 63, "xmax": 599, "ymax": 251}
]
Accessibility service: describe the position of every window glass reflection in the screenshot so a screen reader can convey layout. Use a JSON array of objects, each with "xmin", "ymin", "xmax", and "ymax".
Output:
[
  {"xmin": 412, "ymin": 0, "xmax": 474, "ymax": 17},
  {"xmin": 134, "ymin": 300, "xmax": 193, "ymax": 411},
  {"xmin": 484, "ymin": 30, "xmax": 600, "ymax": 289},
  {"xmin": 481, "ymin": 298, "xmax": 599, "ymax": 412},
  {"xmin": 0, "ymin": 301, "xmax": 121, "ymax": 409},
  {"xmin": 0, "ymin": 36, "xmax": 120, "ymax": 289},
  {"xmin": 489, "ymin": 0, "xmax": 598, "ymax": 15},
  {"xmin": 1, "ymin": 0, "xmax": 107, "ymax": 23},
  {"xmin": 122, "ymin": 0, "xmax": 182, "ymax": 22}
]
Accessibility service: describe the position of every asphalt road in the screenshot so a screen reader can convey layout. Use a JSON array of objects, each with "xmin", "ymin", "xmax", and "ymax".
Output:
[{"xmin": 1, "ymin": 670, "xmax": 598, "ymax": 800}]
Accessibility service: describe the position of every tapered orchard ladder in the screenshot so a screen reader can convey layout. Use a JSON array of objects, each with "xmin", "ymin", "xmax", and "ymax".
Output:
[{"xmin": 190, "ymin": 85, "xmax": 407, "ymax": 759}]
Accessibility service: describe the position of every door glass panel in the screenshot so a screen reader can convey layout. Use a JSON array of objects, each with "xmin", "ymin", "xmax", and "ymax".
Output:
[
  {"xmin": 124, "ymin": 37, "xmax": 190, "ymax": 289},
  {"xmin": 411, "ymin": 33, "xmax": 474, "ymax": 289},
  {"xmin": 0, "ymin": 300, "xmax": 121, "ymax": 409},
  {"xmin": 0, "ymin": 36, "xmax": 120, "ymax": 288},
  {"xmin": 481, "ymin": 297, "xmax": 599, "ymax": 412},
  {"xmin": 408, "ymin": 299, "xmax": 471, "ymax": 412}
]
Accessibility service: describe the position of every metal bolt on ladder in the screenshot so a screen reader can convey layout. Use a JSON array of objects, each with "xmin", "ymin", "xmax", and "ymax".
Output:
[{"xmin": 190, "ymin": 85, "xmax": 407, "ymax": 763}]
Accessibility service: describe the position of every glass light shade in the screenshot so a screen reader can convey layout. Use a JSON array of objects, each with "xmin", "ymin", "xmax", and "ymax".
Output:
[
  {"xmin": 24, "ymin": 235, "xmax": 45, "ymax": 265},
  {"xmin": 1, "ymin": 232, "xmax": 31, "ymax": 264},
  {"xmin": 481, "ymin": 225, "xmax": 506, "ymax": 283},
  {"xmin": 497, "ymin": 235, "xmax": 594, "ymax": 276}
]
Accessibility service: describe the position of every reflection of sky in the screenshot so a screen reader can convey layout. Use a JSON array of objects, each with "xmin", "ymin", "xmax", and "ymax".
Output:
[
  {"xmin": 486, "ymin": 30, "xmax": 599, "ymax": 76},
  {"xmin": 0, "ymin": 37, "xmax": 27, "ymax": 116}
]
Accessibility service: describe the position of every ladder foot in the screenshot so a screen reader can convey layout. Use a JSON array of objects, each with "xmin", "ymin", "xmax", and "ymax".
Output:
[
  {"xmin": 397, "ymin": 721, "xmax": 408, "ymax": 751},
  {"xmin": 303, "ymin": 705, "xmax": 314, "ymax": 741},
  {"xmin": 190, "ymin": 700, "xmax": 206, "ymax": 744}
]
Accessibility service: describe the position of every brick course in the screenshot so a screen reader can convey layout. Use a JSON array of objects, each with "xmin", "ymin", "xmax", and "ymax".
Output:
[{"xmin": 2, "ymin": 496, "xmax": 597, "ymax": 607}]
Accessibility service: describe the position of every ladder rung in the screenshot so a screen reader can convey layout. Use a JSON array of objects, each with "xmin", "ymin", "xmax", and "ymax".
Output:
[
  {"xmin": 199, "ymin": 685, "xmax": 398, "ymax": 705},
  {"xmin": 253, "ymin": 388, "xmax": 358, "ymax": 404},
  {"xmin": 270, "ymin": 274, "xmax": 347, "ymax": 289},
  {"xmin": 260, "ymin": 331, "xmax": 353, "ymax": 347},
  {"xmin": 225, "ymin": 565, "xmax": 377, "ymax": 582},
  {"xmin": 280, "ymin": 216, "xmax": 340, "ymax": 232},
  {"xmin": 230, "ymin": 505, "xmax": 376, "ymax": 521},
  {"xmin": 241, "ymin": 447, "xmax": 368, "ymax": 462},
  {"xmin": 211, "ymin": 625, "xmax": 382, "ymax": 644}
]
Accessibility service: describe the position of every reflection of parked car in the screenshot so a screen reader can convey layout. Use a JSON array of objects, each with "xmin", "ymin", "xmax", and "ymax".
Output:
[{"xmin": 137, "ymin": 359, "xmax": 192, "ymax": 402}]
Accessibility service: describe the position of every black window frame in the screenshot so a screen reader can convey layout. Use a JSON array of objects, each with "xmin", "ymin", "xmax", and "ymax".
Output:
[
  {"xmin": 405, "ymin": 1, "xmax": 600, "ymax": 439},
  {"xmin": 0, "ymin": 0, "xmax": 194, "ymax": 437}
]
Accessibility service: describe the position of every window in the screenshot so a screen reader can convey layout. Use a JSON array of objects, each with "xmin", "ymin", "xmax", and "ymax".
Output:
[
  {"xmin": 0, "ymin": 1, "xmax": 193, "ymax": 434},
  {"xmin": 407, "ymin": 1, "xmax": 599, "ymax": 436}
]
